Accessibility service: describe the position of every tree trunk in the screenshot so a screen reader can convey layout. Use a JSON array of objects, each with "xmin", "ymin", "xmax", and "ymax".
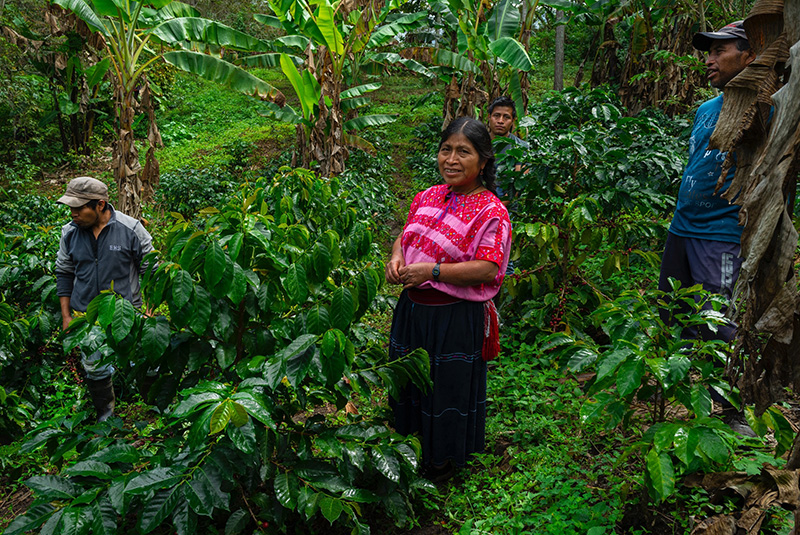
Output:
[
  {"xmin": 113, "ymin": 85, "xmax": 143, "ymax": 219},
  {"xmin": 554, "ymin": 11, "xmax": 565, "ymax": 91}
]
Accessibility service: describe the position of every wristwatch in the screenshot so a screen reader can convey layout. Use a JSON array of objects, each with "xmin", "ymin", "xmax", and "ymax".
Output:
[{"xmin": 432, "ymin": 262, "xmax": 441, "ymax": 281}]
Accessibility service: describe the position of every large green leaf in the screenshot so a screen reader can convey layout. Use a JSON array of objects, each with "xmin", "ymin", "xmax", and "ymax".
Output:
[
  {"xmin": 210, "ymin": 400, "xmax": 234, "ymax": 434},
  {"xmin": 373, "ymin": 446, "xmax": 400, "ymax": 482},
  {"xmin": 189, "ymin": 286, "xmax": 211, "ymax": 335},
  {"xmin": 487, "ymin": 37, "xmax": 532, "ymax": 72},
  {"xmin": 319, "ymin": 496, "xmax": 344, "ymax": 524},
  {"xmin": 126, "ymin": 467, "xmax": 182, "ymax": 495},
  {"xmin": 486, "ymin": 0, "xmax": 520, "ymax": 40},
  {"xmin": 3, "ymin": 503, "xmax": 55, "ymax": 535},
  {"xmin": 139, "ymin": 486, "xmax": 182, "ymax": 534},
  {"xmin": 203, "ymin": 241, "xmax": 226, "ymax": 287},
  {"xmin": 280, "ymin": 52, "xmax": 316, "ymax": 121},
  {"xmin": 367, "ymin": 12, "xmax": 427, "ymax": 48},
  {"xmin": 171, "ymin": 269, "xmax": 194, "ymax": 308},
  {"xmin": 340, "ymin": 82, "xmax": 381, "ymax": 99},
  {"xmin": 274, "ymin": 472, "xmax": 298, "ymax": 509},
  {"xmin": 645, "ymin": 448, "xmax": 674, "ymax": 502},
  {"xmin": 231, "ymin": 391, "xmax": 276, "ymax": 429},
  {"xmin": 111, "ymin": 298, "xmax": 136, "ymax": 343},
  {"xmin": 369, "ymin": 52, "xmax": 434, "ymax": 78},
  {"xmin": 240, "ymin": 53, "xmax": 301, "ymax": 69},
  {"xmin": 53, "ymin": 0, "xmax": 107, "ymax": 34},
  {"xmin": 258, "ymin": 101, "xmax": 302, "ymax": 124},
  {"xmin": 150, "ymin": 17, "xmax": 271, "ymax": 52},
  {"xmin": 163, "ymin": 51, "xmax": 284, "ymax": 103},
  {"xmin": 26, "ymin": 476, "xmax": 77, "ymax": 500},
  {"xmin": 141, "ymin": 316, "xmax": 170, "ymax": 359},
  {"xmin": 282, "ymin": 263, "xmax": 308, "ymax": 304},
  {"xmin": 331, "ymin": 287, "xmax": 354, "ymax": 331},
  {"xmin": 224, "ymin": 509, "xmax": 248, "ymax": 535},
  {"xmin": 407, "ymin": 47, "xmax": 478, "ymax": 73},
  {"xmin": 64, "ymin": 460, "xmax": 113, "ymax": 479},
  {"xmin": 343, "ymin": 114, "xmax": 396, "ymax": 131},
  {"xmin": 315, "ymin": 4, "xmax": 343, "ymax": 54}
]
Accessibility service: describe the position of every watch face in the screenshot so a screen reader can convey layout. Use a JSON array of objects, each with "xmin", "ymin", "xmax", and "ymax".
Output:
[{"xmin": 433, "ymin": 264, "xmax": 440, "ymax": 277}]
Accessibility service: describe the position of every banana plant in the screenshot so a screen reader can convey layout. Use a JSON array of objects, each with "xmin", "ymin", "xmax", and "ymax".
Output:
[
  {"xmin": 398, "ymin": 0, "xmax": 532, "ymax": 127},
  {"xmin": 50, "ymin": 0, "xmax": 286, "ymax": 220},
  {"xmin": 256, "ymin": 0, "xmax": 427, "ymax": 175}
]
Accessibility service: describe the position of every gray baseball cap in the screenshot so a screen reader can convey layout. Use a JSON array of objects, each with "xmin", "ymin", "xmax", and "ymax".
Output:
[
  {"xmin": 693, "ymin": 21, "xmax": 748, "ymax": 51},
  {"xmin": 56, "ymin": 177, "xmax": 109, "ymax": 208}
]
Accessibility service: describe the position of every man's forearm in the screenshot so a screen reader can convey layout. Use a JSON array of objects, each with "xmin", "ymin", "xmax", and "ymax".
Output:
[{"xmin": 60, "ymin": 296, "xmax": 72, "ymax": 330}]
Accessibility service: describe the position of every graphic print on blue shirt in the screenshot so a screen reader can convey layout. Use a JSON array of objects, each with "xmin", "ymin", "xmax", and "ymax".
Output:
[{"xmin": 669, "ymin": 95, "xmax": 742, "ymax": 244}]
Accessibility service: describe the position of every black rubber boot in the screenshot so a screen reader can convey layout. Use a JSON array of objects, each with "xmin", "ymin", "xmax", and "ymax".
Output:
[{"xmin": 86, "ymin": 376, "xmax": 115, "ymax": 422}]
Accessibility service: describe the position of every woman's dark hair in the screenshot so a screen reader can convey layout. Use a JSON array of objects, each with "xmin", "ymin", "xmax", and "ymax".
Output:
[{"xmin": 439, "ymin": 117, "xmax": 497, "ymax": 195}]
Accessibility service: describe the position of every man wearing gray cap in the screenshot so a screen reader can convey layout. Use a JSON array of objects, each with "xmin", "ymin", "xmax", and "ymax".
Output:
[
  {"xmin": 657, "ymin": 21, "xmax": 756, "ymax": 434},
  {"xmin": 55, "ymin": 177, "xmax": 154, "ymax": 421}
]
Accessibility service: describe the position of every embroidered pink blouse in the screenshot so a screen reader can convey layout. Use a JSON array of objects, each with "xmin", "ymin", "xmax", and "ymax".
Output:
[{"xmin": 401, "ymin": 184, "xmax": 512, "ymax": 301}]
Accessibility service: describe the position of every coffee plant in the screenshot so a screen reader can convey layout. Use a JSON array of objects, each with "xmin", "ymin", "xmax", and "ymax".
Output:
[
  {"xmin": 545, "ymin": 280, "xmax": 794, "ymax": 503},
  {"xmin": 7, "ymin": 167, "xmax": 432, "ymax": 534},
  {"xmin": 501, "ymin": 86, "xmax": 688, "ymax": 338}
]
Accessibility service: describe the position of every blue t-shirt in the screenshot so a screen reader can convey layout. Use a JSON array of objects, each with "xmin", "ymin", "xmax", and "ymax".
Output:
[{"xmin": 669, "ymin": 95, "xmax": 742, "ymax": 244}]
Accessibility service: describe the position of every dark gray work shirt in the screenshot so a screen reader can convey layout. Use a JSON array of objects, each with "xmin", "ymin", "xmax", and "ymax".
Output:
[{"xmin": 56, "ymin": 205, "xmax": 154, "ymax": 312}]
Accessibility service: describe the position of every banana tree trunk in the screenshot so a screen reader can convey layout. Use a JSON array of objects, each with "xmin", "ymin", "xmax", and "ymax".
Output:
[
  {"xmin": 113, "ymin": 85, "xmax": 143, "ymax": 220},
  {"xmin": 297, "ymin": 46, "xmax": 346, "ymax": 177}
]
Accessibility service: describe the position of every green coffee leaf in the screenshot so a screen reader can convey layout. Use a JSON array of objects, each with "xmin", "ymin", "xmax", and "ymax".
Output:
[
  {"xmin": 283, "ymin": 263, "xmax": 308, "ymax": 304},
  {"xmin": 141, "ymin": 316, "xmax": 170, "ymax": 360},
  {"xmin": 125, "ymin": 467, "xmax": 182, "ymax": 495},
  {"xmin": 204, "ymin": 241, "xmax": 226, "ymax": 287},
  {"xmin": 319, "ymin": 495, "xmax": 343, "ymax": 524},
  {"xmin": 274, "ymin": 472, "xmax": 298, "ymax": 509},
  {"xmin": 645, "ymin": 448, "xmax": 674, "ymax": 502},
  {"xmin": 64, "ymin": 460, "xmax": 113, "ymax": 479},
  {"xmin": 171, "ymin": 269, "xmax": 194, "ymax": 308},
  {"xmin": 188, "ymin": 286, "xmax": 212, "ymax": 335},
  {"xmin": 138, "ymin": 486, "xmax": 182, "ymax": 534},
  {"xmin": 331, "ymin": 287, "xmax": 354, "ymax": 331},
  {"xmin": 210, "ymin": 400, "xmax": 234, "ymax": 434},
  {"xmin": 25, "ymin": 475, "xmax": 76, "ymax": 500},
  {"xmin": 111, "ymin": 298, "xmax": 136, "ymax": 343},
  {"xmin": 225, "ymin": 509, "xmax": 248, "ymax": 535}
]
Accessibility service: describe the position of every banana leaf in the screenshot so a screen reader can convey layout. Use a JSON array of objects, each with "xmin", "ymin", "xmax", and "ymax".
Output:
[
  {"xmin": 370, "ymin": 52, "xmax": 434, "ymax": 78},
  {"xmin": 488, "ymin": 37, "xmax": 533, "ymax": 72},
  {"xmin": 367, "ymin": 12, "xmax": 428, "ymax": 48},
  {"xmin": 52, "ymin": 0, "xmax": 107, "ymax": 34},
  {"xmin": 162, "ymin": 50, "xmax": 285, "ymax": 103},
  {"xmin": 403, "ymin": 47, "xmax": 478, "ymax": 74},
  {"xmin": 341, "ymin": 96, "xmax": 370, "ymax": 111},
  {"xmin": 315, "ymin": 4, "xmax": 344, "ymax": 55},
  {"xmin": 149, "ymin": 18, "xmax": 272, "ymax": 52},
  {"xmin": 342, "ymin": 131, "xmax": 376, "ymax": 154},
  {"xmin": 259, "ymin": 101, "xmax": 302, "ymax": 124},
  {"xmin": 343, "ymin": 114, "xmax": 395, "ymax": 131},
  {"xmin": 486, "ymin": 0, "xmax": 521, "ymax": 41},
  {"xmin": 241, "ymin": 52, "xmax": 303, "ymax": 68},
  {"xmin": 340, "ymin": 83, "xmax": 381, "ymax": 99}
]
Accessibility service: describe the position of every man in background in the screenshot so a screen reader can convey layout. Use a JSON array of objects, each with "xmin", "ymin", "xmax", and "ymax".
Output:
[
  {"xmin": 487, "ymin": 96, "xmax": 527, "ymax": 204},
  {"xmin": 658, "ymin": 21, "xmax": 756, "ymax": 434},
  {"xmin": 56, "ymin": 176, "xmax": 154, "ymax": 421}
]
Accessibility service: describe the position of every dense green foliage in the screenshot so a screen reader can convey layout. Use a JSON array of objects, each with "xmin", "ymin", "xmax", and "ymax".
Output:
[
  {"xmin": 501, "ymin": 86, "xmax": 688, "ymax": 338},
  {"xmin": 6, "ymin": 168, "xmax": 432, "ymax": 535}
]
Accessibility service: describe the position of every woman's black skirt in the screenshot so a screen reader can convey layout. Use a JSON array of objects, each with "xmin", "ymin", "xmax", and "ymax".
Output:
[{"xmin": 389, "ymin": 289, "xmax": 487, "ymax": 468}]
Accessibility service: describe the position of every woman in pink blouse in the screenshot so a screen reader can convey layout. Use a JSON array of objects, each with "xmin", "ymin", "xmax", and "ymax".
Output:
[{"xmin": 385, "ymin": 117, "xmax": 512, "ymax": 481}]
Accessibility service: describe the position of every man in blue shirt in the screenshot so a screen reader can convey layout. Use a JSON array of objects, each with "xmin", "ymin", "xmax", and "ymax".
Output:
[{"xmin": 658, "ymin": 21, "xmax": 756, "ymax": 433}]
